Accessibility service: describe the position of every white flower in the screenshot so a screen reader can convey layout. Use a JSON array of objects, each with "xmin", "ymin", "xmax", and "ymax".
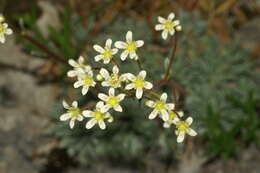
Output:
[
  {"xmin": 125, "ymin": 70, "xmax": 153, "ymax": 99},
  {"xmin": 99, "ymin": 65, "xmax": 128, "ymax": 88},
  {"xmin": 98, "ymin": 88, "xmax": 125, "ymax": 112},
  {"xmin": 93, "ymin": 38, "xmax": 118, "ymax": 64},
  {"xmin": 155, "ymin": 12, "xmax": 181, "ymax": 40},
  {"xmin": 145, "ymin": 93, "xmax": 175, "ymax": 121},
  {"xmin": 0, "ymin": 22, "xmax": 13, "ymax": 43},
  {"xmin": 115, "ymin": 31, "xmax": 144, "ymax": 61},
  {"xmin": 174, "ymin": 117, "xmax": 197, "ymax": 143},
  {"xmin": 163, "ymin": 111, "xmax": 183, "ymax": 128},
  {"xmin": 67, "ymin": 56, "xmax": 91, "ymax": 77},
  {"xmin": 83, "ymin": 102, "xmax": 113, "ymax": 130},
  {"xmin": 73, "ymin": 70, "xmax": 96, "ymax": 95},
  {"xmin": 60, "ymin": 100, "xmax": 83, "ymax": 129}
]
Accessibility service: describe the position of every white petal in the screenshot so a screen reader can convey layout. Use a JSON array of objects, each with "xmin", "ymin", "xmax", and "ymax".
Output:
[
  {"xmin": 105, "ymin": 38, "xmax": 112, "ymax": 48},
  {"xmin": 0, "ymin": 35, "xmax": 5, "ymax": 43},
  {"xmin": 178, "ymin": 111, "xmax": 184, "ymax": 117},
  {"xmin": 104, "ymin": 59, "xmax": 110, "ymax": 64},
  {"xmin": 101, "ymin": 81, "xmax": 109, "ymax": 87},
  {"xmin": 145, "ymin": 100, "xmax": 155, "ymax": 107},
  {"xmin": 67, "ymin": 70, "xmax": 77, "ymax": 77},
  {"xmin": 72, "ymin": 101, "xmax": 78, "ymax": 108},
  {"xmin": 86, "ymin": 119, "xmax": 97, "ymax": 129},
  {"xmin": 129, "ymin": 52, "xmax": 137, "ymax": 59},
  {"xmin": 125, "ymin": 83, "xmax": 134, "ymax": 90},
  {"xmin": 166, "ymin": 103, "xmax": 175, "ymax": 110},
  {"xmin": 93, "ymin": 45, "xmax": 105, "ymax": 53},
  {"xmin": 82, "ymin": 110, "xmax": 93, "ymax": 117},
  {"xmin": 77, "ymin": 115, "xmax": 84, "ymax": 121},
  {"xmin": 169, "ymin": 29, "xmax": 175, "ymax": 35},
  {"xmin": 125, "ymin": 73, "xmax": 135, "ymax": 81},
  {"xmin": 96, "ymin": 101, "xmax": 104, "ymax": 110},
  {"xmin": 187, "ymin": 128, "xmax": 197, "ymax": 136},
  {"xmin": 114, "ymin": 105, "xmax": 123, "ymax": 112},
  {"xmin": 117, "ymin": 94, "xmax": 125, "ymax": 101},
  {"xmin": 82, "ymin": 87, "xmax": 89, "ymax": 95},
  {"xmin": 135, "ymin": 40, "xmax": 144, "ymax": 47},
  {"xmin": 155, "ymin": 24, "xmax": 164, "ymax": 31},
  {"xmin": 120, "ymin": 51, "xmax": 129, "ymax": 61},
  {"xmin": 98, "ymin": 93, "xmax": 108, "ymax": 101},
  {"xmin": 109, "ymin": 88, "xmax": 115, "ymax": 96},
  {"xmin": 160, "ymin": 93, "xmax": 167, "ymax": 102},
  {"xmin": 5, "ymin": 28, "xmax": 13, "ymax": 35},
  {"xmin": 162, "ymin": 30, "xmax": 168, "ymax": 40},
  {"xmin": 126, "ymin": 31, "xmax": 133, "ymax": 42},
  {"xmin": 136, "ymin": 88, "xmax": 143, "ymax": 99},
  {"xmin": 78, "ymin": 56, "xmax": 84, "ymax": 64},
  {"xmin": 168, "ymin": 12, "xmax": 175, "ymax": 20},
  {"xmin": 94, "ymin": 55, "xmax": 103, "ymax": 62},
  {"xmin": 139, "ymin": 70, "xmax": 146, "ymax": 79},
  {"xmin": 112, "ymin": 66, "xmax": 119, "ymax": 74},
  {"xmin": 115, "ymin": 41, "xmax": 127, "ymax": 49},
  {"xmin": 74, "ymin": 81, "xmax": 82, "ymax": 88},
  {"xmin": 149, "ymin": 110, "xmax": 158, "ymax": 119},
  {"xmin": 177, "ymin": 132, "xmax": 185, "ymax": 143},
  {"xmin": 186, "ymin": 117, "xmax": 193, "ymax": 125},
  {"xmin": 62, "ymin": 100, "xmax": 70, "ymax": 109},
  {"xmin": 163, "ymin": 122, "xmax": 171, "ymax": 128},
  {"xmin": 69, "ymin": 119, "xmax": 75, "ymax": 129},
  {"xmin": 68, "ymin": 59, "xmax": 78, "ymax": 67},
  {"xmin": 158, "ymin": 16, "xmax": 166, "ymax": 23},
  {"xmin": 111, "ymin": 48, "xmax": 118, "ymax": 55},
  {"xmin": 99, "ymin": 120, "xmax": 106, "ymax": 130},
  {"xmin": 100, "ymin": 68, "xmax": 110, "ymax": 79},
  {"xmin": 161, "ymin": 110, "xmax": 169, "ymax": 121},
  {"xmin": 144, "ymin": 82, "xmax": 153, "ymax": 89},
  {"xmin": 100, "ymin": 105, "xmax": 110, "ymax": 113},
  {"xmin": 60, "ymin": 113, "xmax": 71, "ymax": 121}
]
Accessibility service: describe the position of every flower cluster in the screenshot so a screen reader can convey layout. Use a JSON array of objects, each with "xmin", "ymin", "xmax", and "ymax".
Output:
[
  {"xmin": 60, "ymin": 12, "xmax": 196, "ymax": 143},
  {"xmin": 0, "ymin": 15, "xmax": 13, "ymax": 43}
]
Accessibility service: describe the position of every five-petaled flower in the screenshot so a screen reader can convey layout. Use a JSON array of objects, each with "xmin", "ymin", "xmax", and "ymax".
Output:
[
  {"xmin": 146, "ymin": 93, "xmax": 175, "ymax": 121},
  {"xmin": 163, "ymin": 111, "xmax": 183, "ymax": 128},
  {"xmin": 99, "ymin": 66, "xmax": 128, "ymax": 88},
  {"xmin": 67, "ymin": 56, "xmax": 91, "ymax": 77},
  {"xmin": 73, "ymin": 70, "xmax": 96, "ymax": 95},
  {"xmin": 98, "ymin": 88, "xmax": 125, "ymax": 112},
  {"xmin": 83, "ymin": 102, "xmax": 113, "ymax": 130},
  {"xmin": 60, "ymin": 100, "xmax": 83, "ymax": 129},
  {"xmin": 125, "ymin": 70, "xmax": 153, "ymax": 99},
  {"xmin": 93, "ymin": 39, "xmax": 118, "ymax": 64},
  {"xmin": 174, "ymin": 117, "xmax": 197, "ymax": 143},
  {"xmin": 155, "ymin": 12, "xmax": 181, "ymax": 40},
  {"xmin": 0, "ymin": 17, "xmax": 13, "ymax": 43},
  {"xmin": 115, "ymin": 31, "xmax": 144, "ymax": 61}
]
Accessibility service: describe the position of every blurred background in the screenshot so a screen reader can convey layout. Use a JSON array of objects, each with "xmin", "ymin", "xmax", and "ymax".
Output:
[{"xmin": 0, "ymin": 0, "xmax": 260, "ymax": 173}]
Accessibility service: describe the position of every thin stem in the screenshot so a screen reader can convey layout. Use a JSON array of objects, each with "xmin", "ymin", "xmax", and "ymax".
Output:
[
  {"xmin": 111, "ymin": 59, "xmax": 119, "ymax": 67},
  {"xmin": 137, "ymin": 59, "xmax": 143, "ymax": 70},
  {"xmin": 82, "ymin": 103, "xmax": 96, "ymax": 110},
  {"xmin": 163, "ymin": 34, "xmax": 178, "ymax": 81}
]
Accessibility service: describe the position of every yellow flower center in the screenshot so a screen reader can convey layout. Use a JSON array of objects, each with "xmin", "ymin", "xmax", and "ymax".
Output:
[
  {"xmin": 169, "ymin": 111, "xmax": 177, "ymax": 120},
  {"xmin": 126, "ymin": 42, "xmax": 136, "ymax": 52},
  {"xmin": 83, "ymin": 75, "xmax": 93, "ymax": 86},
  {"xmin": 107, "ymin": 96, "xmax": 119, "ymax": 107},
  {"xmin": 109, "ymin": 74, "xmax": 121, "ymax": 88},
  {"xmin": 154, "ymin": 101, "xmax": 166, "ymax": 111},
  {"xmin": 102, "ymin": 50, "xmax": 112, "ymax": 59},
  {"xmin": 94, "ymin": 111, "xmax": 104, "ymax": 121},
  {"xmin": 68, "ymin": 108, "xmax": 80, "ymax": 118},
  {"xmin": 0, "ymin": 24, "xmax": 4, "ymax": 33},
  {"xmin": 133, "ymin": 78, "xmax": 145, "ymax": 88},
  {"xmin": 164, "ymin": 20, "xmax": 173, "ymax": 30},
  {"xmin": 177, "ymin": 121, "xmax": 188, "ymax": 132}
]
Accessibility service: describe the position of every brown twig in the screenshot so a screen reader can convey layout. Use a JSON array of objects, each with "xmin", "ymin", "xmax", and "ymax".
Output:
[
  {"xmin": 163, "ymin": 34, "xmax": 178, "ymax": 81},
  {"xmin": 0, "ymin": 62, "xmax": 38, "ymax": 76}
]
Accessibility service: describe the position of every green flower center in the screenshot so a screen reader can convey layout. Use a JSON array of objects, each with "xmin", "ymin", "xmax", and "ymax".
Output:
[
  {"xmin": 154, "ymin": 101, "xmax": 166, "ymax": 111},
  {"xmin": 68, "ymin": 108, "xmax": 80, "ymax": 118},
  {"xmin": 126, "ymin": 42, "xmax": 136, "ymax": 52},
  {"xmin": 133, "ymin": 78, "xmax": 144, "ymax": 88},
  {"xmin": 107, "ymin": 96, "xmax": 119, "ymax": 107},
  {"xmin": 164, "ymin": 20, "xmax": 173, "ymax": 30},
  {"xmin": 0, "ymin": 24, "xmax": 4, "ymax": 33},
  {"xmin": 94, "ymin": 111, "xmax": 104, "ymax": 121},
  {"xmin": 102, "ymin": 50, "xmax": 112, "ymax": 59},
  {"xmin": 83, "ymin": 75, "xmax": 93, "ymax": 86},
  {"xmin": 177, "ymin": 122, "xmax": 188, "ymax": 132}
]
